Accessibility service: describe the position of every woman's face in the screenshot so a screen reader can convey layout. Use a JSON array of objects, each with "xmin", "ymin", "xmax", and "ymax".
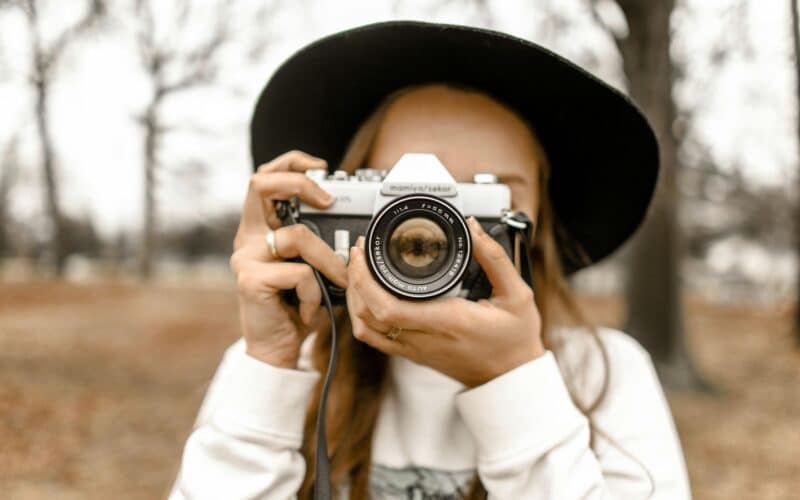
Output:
[{"xmin": 366, "ymin": 84, "xmax": 542, "ymax": 222}]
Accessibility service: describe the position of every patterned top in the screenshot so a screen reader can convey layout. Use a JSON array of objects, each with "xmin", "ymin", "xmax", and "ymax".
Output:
[{"xmin": 369, "ymin": 464, "xmax": 477, "ymax": 500}]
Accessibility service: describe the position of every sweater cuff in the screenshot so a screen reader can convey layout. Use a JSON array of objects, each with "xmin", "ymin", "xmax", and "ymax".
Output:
[
  {"xmin": 455, "ymin": 350, "xmax": 586, "ymax": 464},
  {"xmin": 212, "ymin": 351, "xmax": 321, "ymax": 445}
]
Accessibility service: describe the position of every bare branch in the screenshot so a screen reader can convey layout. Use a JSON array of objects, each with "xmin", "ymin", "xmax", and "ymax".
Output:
[
  {"xmin": 174, "ymin": 0, "xmax": 191, "ymax": 33},
  {"xmin": 181, "ymin": 25, "xmax": 226, "ymax": 71},
  {"xmin": 135, "ymin": 0, "xmax": 156, "ymax": 61},
  {"xmin": 473, "ymin": 0, "xmax": 494, "ymax": 27},
  {"xmin": 587, "ymin": 0, "xmax": 625, "ymax": 55},
  {"xmin": 247, "ymin": 0, "xmax": 280, "ymax": 61},
  {"xmin": 159, "ymin": 3, "xmax": 232, "ymax": 95},
  {"xmin": 0, "ymin": 0, "xmax": 22, "ymax": 11},
  {"xmin": 44, "ymin": 0, "xmax": 106, "ymax": 68}
]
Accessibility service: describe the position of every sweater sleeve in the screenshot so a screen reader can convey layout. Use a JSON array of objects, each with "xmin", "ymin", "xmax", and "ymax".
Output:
[
  {"xmin": 168, "ymin": 337, "xmax": 321, "ymax": 500},
  {"xmin": 454, "ymin": 328, "xmax": 692, "ymax": 500}
]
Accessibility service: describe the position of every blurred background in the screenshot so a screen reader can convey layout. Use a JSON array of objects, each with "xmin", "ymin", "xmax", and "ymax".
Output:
[{"xmin": 0, "ymin": 0, "xmax": 798, "ymax": 499}]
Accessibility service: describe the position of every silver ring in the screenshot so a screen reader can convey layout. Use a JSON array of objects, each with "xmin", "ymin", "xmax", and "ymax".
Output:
[
  {"xmin": 265, "ymin": 230, "xmax": 280, "ymax": 259},
  {"xmin": 386, "ymin": 326, "xmax": 402, "ymax": 341}
]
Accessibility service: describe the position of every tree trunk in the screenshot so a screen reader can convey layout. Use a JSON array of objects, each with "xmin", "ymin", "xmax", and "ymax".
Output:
[
  {"xmin": 616, "ymin": 0, "xmax": 708, "ymax": 389},
  {"xmin": 139, "ymin": 102, "xmax": 159, "ymax": 279},
  {"xmin": 34, "ymin": 75, "xmax": 67, "ymax": 276},
  {"xmin": 0, "ymin": 139, "xmax": 18, "ymax": 257},
  {"xmin": 791, "ymin": 0, "xmax": 800, "ymax": 345}
]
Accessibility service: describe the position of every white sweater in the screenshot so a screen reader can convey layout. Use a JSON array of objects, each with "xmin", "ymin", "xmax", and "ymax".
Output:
[{"xmin": 168, "ymin": 326, "xmax": 692, "ymax": 499}]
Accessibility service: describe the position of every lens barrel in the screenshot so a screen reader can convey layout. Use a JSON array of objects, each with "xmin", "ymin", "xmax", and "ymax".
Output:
[{"xmin": 365, "ymin": 194, "xmax": 471, "ymax": 299}]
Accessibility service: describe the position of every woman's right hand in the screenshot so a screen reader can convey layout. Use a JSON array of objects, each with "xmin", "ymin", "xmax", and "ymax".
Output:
[{"xmin": 229, "ymin": 150, "xmax": 348, "ymax": 368}]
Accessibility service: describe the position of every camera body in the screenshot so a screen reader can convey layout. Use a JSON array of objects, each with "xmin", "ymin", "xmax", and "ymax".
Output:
[{"xmin": 277, "ymin": 153, "xmax": 523, "ymax": 304}]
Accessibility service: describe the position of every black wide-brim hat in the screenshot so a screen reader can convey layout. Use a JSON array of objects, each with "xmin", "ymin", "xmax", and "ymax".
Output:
[{"xmin": 250, "ymin": 20, "xmax": 659, "ymax": 274}]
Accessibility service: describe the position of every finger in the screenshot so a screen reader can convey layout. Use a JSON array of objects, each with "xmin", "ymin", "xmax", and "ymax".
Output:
[
  {"xmin": 233, "ymin": 223, "xmax": 348, "ymax": 289},
  {"xmin": 350, "ymin": 316, "xmax": 405, "ymax": 356},
  {"xmin": 255, "ymin": 151, "xmax": 327, "ymax": 224},
  {"xmin": 346, "ymin": 278, "xmax": 391, "ymax": 332},
  {"xmin": 253, "ymin": 171, "xmax": 333, "ymax": 233},
  {"xmin": 239, "ymin": 182, "xmax": 270, "ymax": 235},
  {"xmin": 237, "ymin": 260, "xmax": 322, "ymax": 325},
  {"xmin": 251, "ymin": 171, "xmax": 334, "ymax": 209},
  {"xmin": 346, "ymin": 276, "xmax": 430, "ymax": 348},
  {"xmin": 239, "ymin": 175, "xmax": 283, "ymax": 235},
  {"xmin": 348, "ymin": 242, "xmax": 464, "ymax": 335},
  {"xmin": 467, "ymin": 216, "xmax": 530, "ymax": 299},
  {"xmin": 265, "ymin": 210, "xmax": 283, "ymax": 230},
  {"xmin": 256, "ymin": 150, "xmax": 328, "ymax": 174},
  {"xmin": 271, "ymin": 224, "xmax": 348, "ymax": 287},
  {"xmin": 346, "ymin": 288, "xmax": 405, "ymax": 356},
  {"xmin": 239, "ymin": 168, "xmax": 332, "ymax": 235}
]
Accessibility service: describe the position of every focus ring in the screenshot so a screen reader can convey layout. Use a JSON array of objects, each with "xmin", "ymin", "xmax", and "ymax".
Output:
[{"xmin": 365, "ymin": 194, "xmax": 471, "ymax": 300}]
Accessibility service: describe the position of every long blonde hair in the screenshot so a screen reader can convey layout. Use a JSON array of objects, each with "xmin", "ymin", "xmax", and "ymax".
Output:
[{"xmin": 297, "ymin": 82, "xmax": 608, "ymax": 500}]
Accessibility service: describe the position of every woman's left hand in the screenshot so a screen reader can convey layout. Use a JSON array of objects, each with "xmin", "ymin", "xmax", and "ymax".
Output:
[{"xmin": 346, "ymin": 216, "xmax": 545, "ymax": 388}]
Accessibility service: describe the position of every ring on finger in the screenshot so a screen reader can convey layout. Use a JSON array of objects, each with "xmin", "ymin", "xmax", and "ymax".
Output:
[
  {"xmin": 386, "ymin": 326, "xmax": 403, "ymax": 341},
  {"xmin": 265, "ymin": 229, "xmax": 281, "ymax": 259}
]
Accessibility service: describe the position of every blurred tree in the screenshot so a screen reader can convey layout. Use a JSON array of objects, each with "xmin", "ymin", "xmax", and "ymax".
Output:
[
  {"xmin": 590, "ymin": 0, "xmax": 707, "ymax": 388},
  {"xmin": 468, "ymin": 0, "xmax": 493, "ymax": 26},
  {"xmin": 132, "ymin": 0, "xmax": 236, "ymax": 279},
  {"xmin": 61, "ymin": 213, "xmax": 102, "ymax": 258},
  {"xmin": 3, "ymin": 0, "xmax": 106, "ymax": 275},
  {"xmin": 0, "ymin": 136, "xmax": 20, "ymax": 257},
  {"xmin": 160, "ymin": 212, "xmax": 240, "ymax": 261},
  {"xmin": 791, "ymin": 0, "xmax": 800, "ymax": 344}
]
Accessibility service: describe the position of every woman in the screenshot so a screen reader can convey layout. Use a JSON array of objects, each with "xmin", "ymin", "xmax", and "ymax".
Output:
[{"xmin": 169, "ymin": 21, "xmax": 691, "ymax": 500}]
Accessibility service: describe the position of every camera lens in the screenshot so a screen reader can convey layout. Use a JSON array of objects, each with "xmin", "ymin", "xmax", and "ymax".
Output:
[
  {"xmin": 387, "ymin": 217, "xmax": 448, "ymax": 279},
  {"xmin": 365, "ymin": 194, "xmax": 471, "ymax": 299}
]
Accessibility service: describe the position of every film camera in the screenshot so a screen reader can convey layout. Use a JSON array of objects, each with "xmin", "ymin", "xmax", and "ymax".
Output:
[{"xmin": 276, "ymin": 153, "xmax": 532, "ymax": 304}]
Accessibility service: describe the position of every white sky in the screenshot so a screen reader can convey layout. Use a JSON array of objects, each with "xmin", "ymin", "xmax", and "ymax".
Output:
[{"xmin": 0, "ymin": 0, "xmax": 795, "ymax": 240}]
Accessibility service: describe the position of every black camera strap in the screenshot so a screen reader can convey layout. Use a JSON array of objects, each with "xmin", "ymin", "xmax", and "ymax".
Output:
[
  {"xmin": 500, "ymin": 210, "xmax": 535, "ymax": 286},
  {"xmin": 313, "ymin": 273, "xmax": 337, "ymax": 500},
  {"xmin": 273, "ymin": 202, "xmax": 335, "ymax": 500},
  {"xmin": 282, "ymin": 207, "xmax": 534, "ymax": 500},
  {"xmin": 278, "ymin": 207, "xmax": 336, "ymax": 500}
]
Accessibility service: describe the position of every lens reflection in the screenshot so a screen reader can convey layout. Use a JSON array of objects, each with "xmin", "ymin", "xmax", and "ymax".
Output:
[{"xmin": 387, "ymin": 217, "xmax": 449, "ymax": 279}]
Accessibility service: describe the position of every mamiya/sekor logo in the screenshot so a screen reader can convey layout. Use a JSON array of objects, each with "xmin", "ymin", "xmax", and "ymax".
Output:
[{"xmin": 381, "ymin": 183, "xmax": 457, "ymax": 196}]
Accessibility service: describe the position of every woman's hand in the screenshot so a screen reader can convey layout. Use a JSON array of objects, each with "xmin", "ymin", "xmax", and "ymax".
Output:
[
  {"xmin": 346, "ymin": 216, "xmax": 545, "ymax": 387},
  {"xmin": 229, "ymin": 150, "xmax": 348, "ymax": 368}
]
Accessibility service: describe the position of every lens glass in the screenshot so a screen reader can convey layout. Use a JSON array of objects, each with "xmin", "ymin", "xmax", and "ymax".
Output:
[
  {"xmin": 365, "ymin": 194, "xmax": 471, "ymax": 299},
  {"xmin": 387, "ymin": 217, "xmax": 448, "ymax": 279}
]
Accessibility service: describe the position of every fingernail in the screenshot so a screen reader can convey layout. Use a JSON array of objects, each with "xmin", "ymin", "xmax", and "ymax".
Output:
[
  {"xmin": 321, "ymin": 191, "xmax": 334, "ymax": 204},
  {"xmin": 468, "ymin": 216, "xmax": 484, "ymax": 234},
  {"xmin": 356, "ymin": 236, "xmax": 365, "ymax": 248}
]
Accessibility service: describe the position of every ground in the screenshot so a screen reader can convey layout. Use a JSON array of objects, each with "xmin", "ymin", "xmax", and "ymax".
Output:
[{"xmin": 0, "ymin": 281, "xmax": 798, "ymax": 499}]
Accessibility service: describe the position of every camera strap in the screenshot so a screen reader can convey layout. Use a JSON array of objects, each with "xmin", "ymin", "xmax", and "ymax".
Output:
[
  {"xmin": 313, "ymin": 280, "xmax": 336, "ymax": 500},
  {"xmin": 500, "ymin": 210, "xmax": 535, "ymax": 287},
  {"xmin": 275, "ymin": 204, "xmax": 335, "ymax": 500}
]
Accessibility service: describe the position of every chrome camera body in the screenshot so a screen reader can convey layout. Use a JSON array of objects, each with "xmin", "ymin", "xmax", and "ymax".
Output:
[{"xmin": 277, "ymin": 153, "xmax": 522, "ymax": 304}]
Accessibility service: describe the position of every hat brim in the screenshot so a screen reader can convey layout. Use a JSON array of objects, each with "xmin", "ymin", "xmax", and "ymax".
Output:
[{"xmin": 250, "ymin": 20, "xmax": 659, "ymax": 274}]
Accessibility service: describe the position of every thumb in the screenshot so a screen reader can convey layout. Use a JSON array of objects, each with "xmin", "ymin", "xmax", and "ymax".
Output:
[{"xmin": 467, "ymin": 216, "xmax": 528, "ymax": 299}]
